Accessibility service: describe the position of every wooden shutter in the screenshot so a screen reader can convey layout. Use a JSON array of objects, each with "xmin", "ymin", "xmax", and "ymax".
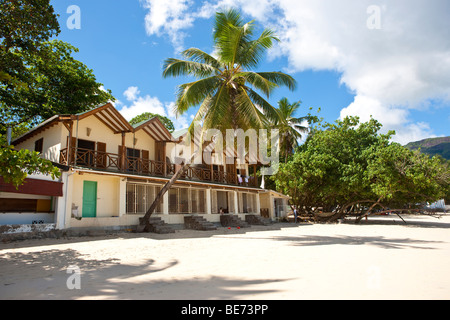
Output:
[
  {"xmin": 142, "ymin": 150, "xmax": 149, "ymax": 174},
  {"xmin": 66, "ymin": 136, "xmax": 77, "ymax": 165},
  {"xmin": 118, "ymin": 145, "xmax": 124, "ymax": 170},
  {"xmin": 211, "ymin": 190, "xmax": 217, "ymax": 214},
  {"xmin": 34, "ymin": 138, "xmax": 44, "ymax": 153},
  {"xmin": 96, "ymin": 142, "xmax": 106, "ymax": 169},
  {"xmin": 155, "ymin": 142, "xmax": 164, "ymax": 162}
]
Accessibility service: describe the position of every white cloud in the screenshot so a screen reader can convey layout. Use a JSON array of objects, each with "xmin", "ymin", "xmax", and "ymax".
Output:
[
  {"xmin": 123, "ymin": 86, "xmax": 141, "ymax": 101},
  {"xmin": 119, "ymin": 86, "xmax": 190, "ymax": 131},
  {"xmin": 339, "ymin": 95, "xmax": 436, "ymax": 144},
  {"xmin": 139, "ymin": 0, "xmax": 450, "ymax": 143},
  {"xmin": 266, "ymin": 0, "xmax": 450, "ymax": 143},
  {"xmin": 119, "ymin": 94, "xmax": 167, "ymax": 121},
  {"xmin": 140, "ymin": 0, "xmax": 196, "ymax": 52},
  {"xmin": 166, "ymin": 102, "xmax": 190, "ymax": 130}
]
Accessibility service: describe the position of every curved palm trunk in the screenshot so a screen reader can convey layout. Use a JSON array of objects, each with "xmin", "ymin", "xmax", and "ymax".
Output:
[{"xmin": 137, "ymin": 152, "xmax": 197, "ymax": 232}]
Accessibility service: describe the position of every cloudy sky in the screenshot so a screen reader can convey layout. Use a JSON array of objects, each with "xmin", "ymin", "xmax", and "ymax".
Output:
[{"xmin": 52, "ymin": 0, "xmax": 450, "ymax": 144}]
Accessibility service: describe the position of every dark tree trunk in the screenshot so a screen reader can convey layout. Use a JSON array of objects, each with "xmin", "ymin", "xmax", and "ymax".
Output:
[{"xmin": 137, "ymin": 152, "xmax": 197, "ymax": 232}]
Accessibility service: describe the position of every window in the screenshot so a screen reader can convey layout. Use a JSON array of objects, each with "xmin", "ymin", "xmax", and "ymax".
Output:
[
  {"xmin": 217, "ymin": 191, "xmax": 228, "ymax": 213},
  {"xmin": 179, "ymin": 188, "xmax": 189, "ymax": 213},
  {"xmin": 126, "ymin": 183, "xmax": 163, "ymax": 214},
  {"xmin": 191, "ymin": 189, "xmax": 206, "ymax": 214},
  {"xmin": 169, "ymin": 188, "xmax": 178, "ymax": 213},
  {"xmin": 126, "ymin": 148, "xmax": 141, "ymax": 172},
  {"xmin": 238, "ymin": 192, "xmax": 257, "ymax": 213},
  {"xmin": 77, "ymin": 139, "xmax": 95, "ymax": 166},
  {"xmin": 167, "ymin": 187, "xmax": 207, "ymax": 214},
  {"xmin": 34, "ymin": 138, "xmax": 44, "ymax": 153}
]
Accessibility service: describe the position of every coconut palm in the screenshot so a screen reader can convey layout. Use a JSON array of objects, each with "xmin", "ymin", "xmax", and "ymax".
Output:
[
  {"xmin": 269, "ymin": 97, "xmax": 309, "ymax": 162},
  {"xmin": 162, "ymin": 9, "xmax": 296, "ymax": 133},
  {"xmin": 139, "ymin": 9, "xmax": 296, "ymax": 231}
]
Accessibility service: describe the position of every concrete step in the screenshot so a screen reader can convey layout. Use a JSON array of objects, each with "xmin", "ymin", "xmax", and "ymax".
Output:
[
  {"xmin": 138, "ymin": 217, "xmax": 175, "ymax": 234},
  {"xmin": 245, "ymin": 214, "xmax": 272, "ymax": 226},
  {"xmin": 220, "ymin": 214, "xmax": 250, "ymax": 228},
  {"xmin": 185, "ymin": 216, "xmax": 217, "ymax": 231}
]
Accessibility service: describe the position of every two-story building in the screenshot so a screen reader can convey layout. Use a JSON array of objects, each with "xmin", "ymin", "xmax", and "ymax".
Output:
[{"xmin": 1, "ymin": 103, "xmax": 288, "ymax": 231}]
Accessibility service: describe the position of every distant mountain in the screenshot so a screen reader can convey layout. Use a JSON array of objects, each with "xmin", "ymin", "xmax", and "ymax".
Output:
[{"xmin": 405, "ymin": 136, "xmax": 450, "ymax": 160}]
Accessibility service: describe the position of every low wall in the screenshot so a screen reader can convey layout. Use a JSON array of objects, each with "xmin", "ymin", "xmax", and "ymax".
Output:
[{"xmin": 0, "ymin": 213, "xmax": 55, "ymax": 225}]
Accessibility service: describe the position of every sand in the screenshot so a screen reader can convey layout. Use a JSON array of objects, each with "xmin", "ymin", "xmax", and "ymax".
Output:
[{"xmin": 1, "ymin": 214, "xmax": 450, "ymax": 300}]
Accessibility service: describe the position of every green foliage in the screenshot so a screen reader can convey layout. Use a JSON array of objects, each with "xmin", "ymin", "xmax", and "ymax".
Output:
[
  {"xmin": 0, "ymin": 0, "xmax": 113, "ymax": 187},
  {"xmin": 1, "ymin": 1, "xmax": 114, "ymax": 133},
  {"xmin": 162, "ymin": 9, "xmax": 296, "ymax": 135},
  {"xmin": 129, "ymin": 112, "xmax": 175, "ymax": 133},
  {"xmin": 1, "ymin": 0, "xmax": 61, "ymax": 127},
  {"xmin": 274, "ymin": 116, "xmax": 450, "ymax": 218},
  {"xmin": 0, "ymin": 0, "xmax": 60, "ymax": 51},
  {"xmin": 1, "ymin": 40, "xmax": 115, "ymax": 131},
  {"xmin": 0, "ymin": 135, "xmax": 60, "ymax": 188},
  {"xmin": 266, "ymin": 97, "xmax": 313, "ymax": 162}
]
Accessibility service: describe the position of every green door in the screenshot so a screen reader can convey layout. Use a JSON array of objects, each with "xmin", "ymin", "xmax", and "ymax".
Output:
[{"xmin": 82, "ymin": 181, "xmax": 97, "ymax": 218}]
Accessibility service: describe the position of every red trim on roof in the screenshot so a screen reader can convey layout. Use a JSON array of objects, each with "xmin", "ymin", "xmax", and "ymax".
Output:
[{"xmin": 0, "ymin": 177, "xmax": 63, "ymax": 197}]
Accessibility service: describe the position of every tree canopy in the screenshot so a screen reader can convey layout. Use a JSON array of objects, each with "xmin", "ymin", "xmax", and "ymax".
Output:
[
  {"xmin": 0, "ymin": 135, "xmax": 60, "ymax": 187},
  {"xmin": 1, "ymin": 1, "xmax": 114, "ymax": 136},
  {"xmin": 274, "ymin": 116, "xmax": 450, "ymax": 221},
  {"xmin": 0, "ymin": 0, "xmax": 114, "ymax": 186},
  {"xmin": 129, "ymin": 112, "xmax": 175, "ymax": 133}
]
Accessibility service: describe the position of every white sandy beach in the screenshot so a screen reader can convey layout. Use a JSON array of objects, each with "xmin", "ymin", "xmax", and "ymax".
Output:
[{"xmin": 1, "ymin": 214, "xmax": 450, "ymax": 300}]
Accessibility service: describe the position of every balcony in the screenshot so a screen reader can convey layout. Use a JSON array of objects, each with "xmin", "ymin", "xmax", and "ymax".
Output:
[{"xmin": 59, "ymin": 147, "xmax": 258, "ymax": 187}]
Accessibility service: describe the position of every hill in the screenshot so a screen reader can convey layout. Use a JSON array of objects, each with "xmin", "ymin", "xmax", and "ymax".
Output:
[{"xmin": 405, "ymin": 136, "xmax": 450, "ymax": 160}]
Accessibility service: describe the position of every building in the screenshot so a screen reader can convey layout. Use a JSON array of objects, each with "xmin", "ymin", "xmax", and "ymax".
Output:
[{"xmin": 1, "ymin": 103, "xmax": 288, "ymax": 231}]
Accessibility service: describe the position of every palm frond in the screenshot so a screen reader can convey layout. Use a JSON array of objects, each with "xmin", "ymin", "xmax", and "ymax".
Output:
[
  {"xmin": 235, "ymin": 88, "xmax": 265, "ymax": 129},
  {"xmin": 175, "ymin": 76, "xmax": 221, "ymax": 115},
  {"xmin": 181, "ymin": 48, "xmax": 222, "ymax": 70},
  {"xmin": 202, "ymin": 84, "xmax": 231, "ymax": 131},
  {"xmin": 257, "ymin": 72, "xmax": 297, "ymax": 91},
  {"xmin": 162, "ymin": 58, "xmax": 218, "ymax": 79},
  {"xmin": 238, "ymin": 28, "xmax": 279, "ymax": 68},
  {"xmin": 246, "ymin": 88, "xmax": 279, "ymax": 122},
  {"xmin": 234, "ymin": 71, "xmax": 277, "ymax": 97}
]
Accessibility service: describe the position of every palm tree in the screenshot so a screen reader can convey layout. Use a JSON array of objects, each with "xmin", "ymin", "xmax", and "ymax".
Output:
[
  {"xmin": 138, "ymin": 9, "xmax": 296, "ymax": 231},
  {"xmin": 162, "ymin": 9, "xmax": 296, "ymax": 133},
  {"xmin": 269, "ymin": 97, "xmax": 309, "ymax": 162}
]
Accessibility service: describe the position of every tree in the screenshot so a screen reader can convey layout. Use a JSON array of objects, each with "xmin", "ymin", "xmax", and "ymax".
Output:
[
  {"xmin": 267, "ymin": 97, "xmax": 310, "ymax": 162},
  {"xmin": 1, "ymin": 40, "xmax": 115, "ymax": 133},
  {"xmin": 0, "ymin": 1, "xmax": 114, "ymax": 187},
  {"xmin": 129, "ymin": 112, "xmax": 175, "ymax": 132},
  {"xmin": 0, "ymin": 0, "xmax": 60, "ymax": 84},
  {"xmin": 274, "ymin": 116, "xmax": 449, "ymax": 222},
  {"xmin": 0, "ymin": 135, "xmax": 60, "ymax": 188},
  {"xmin": 1, "ymin": 0, "xmax": 60, "ymax": 129},
  {"xmin": 138, "ymin": 9, "xmax": 296, "ymax": 231},
  {"xmin": 163, "ymin": 9, "xmax": 296, "ymax": 133}
]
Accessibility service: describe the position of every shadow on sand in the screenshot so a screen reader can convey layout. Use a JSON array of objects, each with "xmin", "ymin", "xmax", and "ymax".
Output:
[{"xmin": 0, "ymin": 248, "xmax": 288, "ymax": 300}]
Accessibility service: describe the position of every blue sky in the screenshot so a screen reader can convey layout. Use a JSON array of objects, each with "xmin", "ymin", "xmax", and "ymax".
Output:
[{"xmin": 50, "ymin": 0, "xmax": 449, "ymax": 144}]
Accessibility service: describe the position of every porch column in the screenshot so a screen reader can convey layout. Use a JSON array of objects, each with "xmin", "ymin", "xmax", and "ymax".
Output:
[
  {"xmin": 206, "ymin": 188, "xmax": 212, "ymax": 215},
  {"xmin": 255, "ymin": 192, "xmax": 261, "ymax": 216},
  {"xmin": 55, "ymin": 171, "xmax": 69, "ymax": 230},
  {"xmin": 118, "ymin": 178, "xmax": 126, "ymax": 217},
  {"xmin": 62, "ymin": 120, "xmax": 73, "ymax": 165},
  {"xmin": 163, "ymin": 142, "xmax": 167, "ymax": 176},
  {"xmin": 163, "ymin": 191, "xmax": 169, "ymax": 215},
  {"xmin": 63, "ymin": 171, "xmax": 75, "ymax": 229},
  {"xmin": 121, "ymin": 132, "xmax": 126, "ymax": 170},
  {"xmin": 234, "ymin": 191, "xmax": 239, "ymax": 215}
]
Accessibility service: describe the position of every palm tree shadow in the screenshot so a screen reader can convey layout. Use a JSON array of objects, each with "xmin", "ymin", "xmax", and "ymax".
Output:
[
  {"xmin": 268, "ymin": 235, "xmax": 442, "ymax": 250},
  {"xmin": 0, "ymin": 249, "xmax": 287, "ymax": 300}
]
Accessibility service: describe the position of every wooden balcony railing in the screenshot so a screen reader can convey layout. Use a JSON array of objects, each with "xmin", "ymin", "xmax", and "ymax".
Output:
[{"xmin": 60, "ymin": 147, "xmax": 258, "ymax": 187}]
